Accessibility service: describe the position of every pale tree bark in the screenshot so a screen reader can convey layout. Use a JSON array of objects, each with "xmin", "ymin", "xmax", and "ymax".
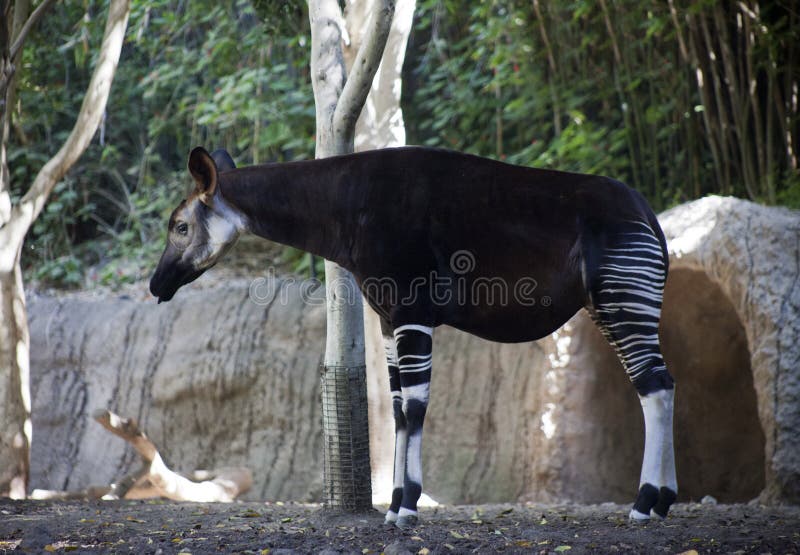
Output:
[
  {"xmin": 0, "ymin": 0, "xmax": 130, "ymax": 498},
  {"xmin": 341, "ymin": 0, "xmax": 415, "ymax": 506},
  {"xmin": 30, "ymin": 410, "xmax": 253, "ymax": 502},
  {"xmin": 308, "ymin": 0, "xmax": 395, "ymax": 510}
]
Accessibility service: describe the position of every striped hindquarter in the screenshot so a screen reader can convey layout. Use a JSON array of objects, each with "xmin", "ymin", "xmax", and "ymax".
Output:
[{"xmin": 588, "ymin": 220, "xmax": 671, "ymax": 394}]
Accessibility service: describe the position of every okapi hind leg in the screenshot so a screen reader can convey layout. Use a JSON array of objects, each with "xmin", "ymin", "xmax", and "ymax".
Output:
[
  {"xmin": 635, "ymin": 388, "xmax": 678, "ymax": 520},
  {"xmin": 587, "ymin": 220, "xmax": 678, "ymax": 521}
]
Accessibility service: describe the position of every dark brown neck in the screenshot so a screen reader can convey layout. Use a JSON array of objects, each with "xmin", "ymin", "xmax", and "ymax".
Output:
[{"xmin": 217, "ymin": 156, "xmax": 362, "ymax": 266}]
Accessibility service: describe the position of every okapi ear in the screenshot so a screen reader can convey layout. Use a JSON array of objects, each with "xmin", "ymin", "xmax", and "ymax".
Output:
[
  {"xmin": 211, "ymin": 149, "xmax": 236, "ymax": 172},
  {"xmin": 188, "ymin": 146, "xmax": 218, "ymax": 203}
]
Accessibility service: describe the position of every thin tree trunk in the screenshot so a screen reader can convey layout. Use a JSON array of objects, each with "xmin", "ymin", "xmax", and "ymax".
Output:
[
  {"xmin": 0, "ymin": 0, "xmax": 130, "ymax": 498},
  {"xmin": 1, "ymin": 0, "xmax": 14, "ymax": 231},
  {"xmin": 0, "ymin": 0, "xmax": 32, "ymax": 500},
  {"xmin": 308, "ymin": 0, "xmax": 395, "ymax": 511},
  {"xmin": 253, "ymin": 45, "xmax": 265, "ymax": 165},
  {"xmin": 669, "ymin": 0, "xmax": 701, "ymax": 197},
  {"xmin": 0, "ymin": 253, "xmax": 29, "ymax": 499},
  {"xmin": 785, "ymin": 5, "xmax": 797, "ymax": 172},
  {"xmin": 344, "ymin": 0, "xmax": 415, "ymax": 506},
  {"xmin": 494, "ymin": 69, "xmax": 503, "ymax": 158},
  {"xmin": 698, "ymin": 13, "xmax": 739, "ymax": 197},
  {"xmin": 598, "ymin": 0, "xmax": 642, "ymax": 191},
  {"xmin": 684, "ymin": 12, "xmax": 726, "ymax": 195},
  {"xmin": 740, "ymin": 3, "xmax": 767, "ymax": 197},
  {"xmin": 712, "ymin": 4, "xmax": 757, "ymax": 199},
  {"xmin": 765, "ymin": 37, "xmax": 777, "ymax": 203},
  {"xmin": 532, "ymin": 0, "xmax": 561, "ymax": 136}
]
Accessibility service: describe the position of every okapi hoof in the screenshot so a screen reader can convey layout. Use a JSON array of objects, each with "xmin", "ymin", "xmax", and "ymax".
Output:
[
  {"xmin": 629, "ymin": 483, "xmax": 659, "ymax": 522},
  {"xmin": 628, "ymin": 508, "xmax": 651, "ymax": 522},
  {"xmin": 651, "ymin": 486, "xmax": 677, "ymax": 519},
  {"xmin": 384, "ymin": 510, "xmax": 399, "ymax": 525},
  {"xmin": 395, "ymin": 513, "xmax": 419, "ymax": 530}
]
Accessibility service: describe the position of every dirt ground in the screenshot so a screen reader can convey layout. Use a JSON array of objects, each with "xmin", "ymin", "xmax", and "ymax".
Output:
[{"xmin": 1, "ymin": 500, "xmax": 798, "ymax": 554}]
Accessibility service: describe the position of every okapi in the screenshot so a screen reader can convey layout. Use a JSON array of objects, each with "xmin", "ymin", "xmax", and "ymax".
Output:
[{"xmin": 150, "ymin": 146, "xmax": 677, "ymax": 527}]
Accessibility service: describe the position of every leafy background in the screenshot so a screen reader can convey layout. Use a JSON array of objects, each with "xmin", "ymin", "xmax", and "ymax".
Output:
[{"xmin": 8, "ymin": 0, "xmax": 799, "ymax": 288}]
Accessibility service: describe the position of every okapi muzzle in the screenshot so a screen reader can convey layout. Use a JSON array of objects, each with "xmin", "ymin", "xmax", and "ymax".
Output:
[
  {"xmin": 149, "ymin": 235, "xmax": 208, "ymax": 303},
  {"xmin": 149, "ymin": 147, "xmax": 241, "ymax": 303}
]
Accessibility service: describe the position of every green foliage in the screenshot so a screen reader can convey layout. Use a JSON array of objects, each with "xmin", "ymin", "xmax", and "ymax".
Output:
[
  {"xmin": 280, "ymin": 247, "xmax": 325, "ymax": 277},
  {"xmin": 404, "ymin": 0, "xmax": 800, "ymax": 211},
  {"xmin": 776, "ymin": 171, "xmax": 800, "ymax": 209},
  {"xmin": 9, "ymin": 0, "xmax": 799, "ymax": 291},
  {"xmin": 12, "ymin": 0, "xmax": 315, "ymax": 288},
  {"xmin": 406, "ymin": 0, "xmax": 656, "ymax": 192}
]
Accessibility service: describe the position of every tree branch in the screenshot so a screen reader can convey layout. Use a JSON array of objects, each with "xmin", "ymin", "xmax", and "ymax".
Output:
[
  {"xmin": 9, "ymin": 0, "xmax": 55, "ymax": 62},
  {"xmin": 11, "ymin": 0, "xmax": 129, "ymax": 245},
  {"xmin": 309, "ymin": 0, "xmax": 348, "ymax": 158},
  {"xmin": 30, "ymin": 410, "xmax": 253, "ymax": 503},
  {"xmin": 93, "ymin": 409, "xmax": 157, "ymax": 462},
  {"xmin": 93, "ymin": 409, "xmax": 252, "ymax": 502},
  {"xmin": 332, "ymin": 0, "xmax": 395, "ymax": 152}
]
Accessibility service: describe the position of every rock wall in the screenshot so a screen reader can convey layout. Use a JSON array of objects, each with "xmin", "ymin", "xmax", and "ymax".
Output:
[
  {"xmin": 26, "ymin": 197, "xmax": 800, "ymax": 505},
  {"xmin": 660, "ymin": 197, "xmax": 799, "ymax": 503},
  {"xmin": 28, "ymin": 279, "xmax": 326, "ymax": 501}
]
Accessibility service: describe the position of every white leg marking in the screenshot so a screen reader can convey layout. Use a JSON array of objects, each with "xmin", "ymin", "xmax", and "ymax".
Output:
[
  {"xmin": 639, "ymin": 388, "xmax": 677, "ymax": 492},
  {"xmin": 401, "ymin": 383, "xmax": 431, "ymax": 403},
  {"xmin": 406, "ymin": 432, "xmax": 424, "ymax": 486},
  {"xmin": 394, "ymin": 324, "xmax": 433, "ymax": 336},
  {"xmin": 383, "ymin": 336, "xmax": 399, "ymax": 367},
  {"xmin": 401, "ymin": 383, "xmax": 430, "ymax": 487},
  {"xmin": 398, "ymin": 507, "xmax": 418, "ymax": 519},
  {"xmin": 629, "ymin": 509, "xmax": 651, "ymax": 521},
  {"xmin": 393, "ymin": 428, "xmax": 408, "ymax": 489}
]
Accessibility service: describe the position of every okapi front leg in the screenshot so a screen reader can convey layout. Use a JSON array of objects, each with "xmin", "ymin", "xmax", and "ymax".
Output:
[
  {"xmin": 382, "ymin": 332, "xmax": 407, "ymax": 525},
  {"xmin": 392, "ymin": 324, "xmax": 433, "ymax": 529}
]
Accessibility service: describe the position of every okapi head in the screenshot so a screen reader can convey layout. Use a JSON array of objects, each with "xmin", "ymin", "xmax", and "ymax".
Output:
[{"xmin": 149, "ymin": 147, "xmax": 245, "ymax": 303}]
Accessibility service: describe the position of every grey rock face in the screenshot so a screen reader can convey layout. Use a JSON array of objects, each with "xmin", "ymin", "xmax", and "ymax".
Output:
[
  {"xmin": 659, "ymin": 196, "xmax": 800, "ymax": 503},
  {"xmin": 28, "ymin": 278, "xmax": 326, "ymax": 501}
]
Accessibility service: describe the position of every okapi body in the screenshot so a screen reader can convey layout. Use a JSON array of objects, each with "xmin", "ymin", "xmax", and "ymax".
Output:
[{"xmin": 150, "ymin": 146, "xmax": 677, "ymax": 526}]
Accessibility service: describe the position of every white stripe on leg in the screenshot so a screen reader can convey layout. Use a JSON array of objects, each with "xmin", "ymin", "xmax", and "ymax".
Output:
[
  {"xmin": 384, "ymin": 336, "xmax": 399, "ymax": 367},
  {"xmin": 402, "ymin": 382, "xmax": 430, "ymax": 488},
  {"xmin": 393, "ymin": 428, "xmax": 408, "ymax": 490}
]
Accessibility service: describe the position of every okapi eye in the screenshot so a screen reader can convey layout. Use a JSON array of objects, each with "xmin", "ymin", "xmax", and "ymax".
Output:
[{"xmin": 176, "ymin": 222, "xmax": 189, "ymax": 235}]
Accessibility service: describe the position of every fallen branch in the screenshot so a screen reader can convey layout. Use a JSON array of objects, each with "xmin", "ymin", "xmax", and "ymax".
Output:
[{"xmin": 30, "ymin": 409, "xmax": 252, "ymax": 502}]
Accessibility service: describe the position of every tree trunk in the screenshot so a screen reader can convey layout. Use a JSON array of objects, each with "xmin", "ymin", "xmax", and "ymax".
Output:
[
  {"xmin": 0, "ymin": 0, "xmax": 130, "ymax": 498},
  {"xmin": 342, "ymin": 0, "xmax": 415, "ymax": 506},
  {"xmin": 0, "ymin": 252, "xmax": 29, "ymax": 499},
  {"xmin": 0, "ymin": 0, "xmax": 32, "ymax": 500},
  {"xmin": 308, "ymin": 0, "xmax": 395, "ymax": 511}
]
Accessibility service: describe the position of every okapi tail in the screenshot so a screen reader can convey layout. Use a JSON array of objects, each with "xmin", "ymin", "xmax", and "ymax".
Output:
[{"xmin": 644, "ymin": 207, "xmax": 669, "ymax": 276}]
